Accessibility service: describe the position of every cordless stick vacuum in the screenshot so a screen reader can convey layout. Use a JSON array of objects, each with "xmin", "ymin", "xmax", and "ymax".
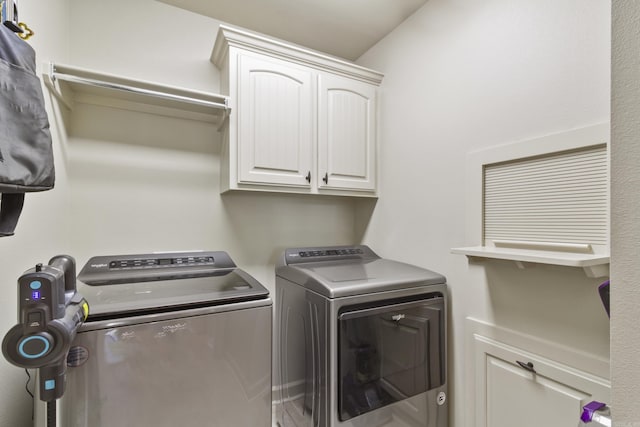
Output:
[{"xmin": 2, "ymin": 255, "xmax": 89, "ymax": 427}]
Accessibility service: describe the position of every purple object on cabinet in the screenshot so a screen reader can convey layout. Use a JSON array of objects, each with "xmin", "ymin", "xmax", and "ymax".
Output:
[
  {"xmin": 598, "ymin": 280, "xmax": 610, "ymax": 318},
  {"xmin": 581, "ymin": 401, "xmax": 606, "ymax": 422}
]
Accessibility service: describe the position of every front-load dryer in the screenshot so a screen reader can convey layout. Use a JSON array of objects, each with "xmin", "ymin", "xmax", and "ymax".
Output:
[{"xmin": 275, "ymin": 245, "xmax": 447, "ymax": 427}]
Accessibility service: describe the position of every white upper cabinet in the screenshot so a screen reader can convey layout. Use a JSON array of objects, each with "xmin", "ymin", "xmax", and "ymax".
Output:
[
  {"xmin": 318, "ymin": 74, "xmax": 377, "ymax": 192},
  {"xmin": 212, "ymin": 25, "xmax": 383, "ymax": 197},
  {"xmin": 237, "ymin": 54, "xmax": 313, "ymax": 187}
]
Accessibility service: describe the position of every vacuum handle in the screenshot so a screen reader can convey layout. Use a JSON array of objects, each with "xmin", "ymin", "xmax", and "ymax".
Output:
[
  {"xmin": 39, "ymin": 362, "xmax": 66, "ymax": 402},
  {"xmin": 48, "ymin": 255, "xmax": 76, "ymax": 295}
]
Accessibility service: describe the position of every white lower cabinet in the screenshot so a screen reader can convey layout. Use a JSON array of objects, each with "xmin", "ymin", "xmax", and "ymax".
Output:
[
  {"xmin": 467, "ymin": 319, "xmax": 610, "ymax": 427},
  {"xmin": 212, "ymin": 25, "xmax": 383, "ymax": 197}
]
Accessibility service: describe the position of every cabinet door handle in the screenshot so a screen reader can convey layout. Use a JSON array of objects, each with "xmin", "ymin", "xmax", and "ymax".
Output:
[
  {"xmin": 305, "ymin": 171, "xmax": 311, "ymax": 183},
  {"xmin": 322, "ymin": 172, "xmax": 328, "ymax": 184},
  {"xmin": 391, "ymin": 314, "xmax": 405, "ymax": 322},
  {"xmin": 516, "ymin": 360, "xmax": 536, "ymax": 374}
]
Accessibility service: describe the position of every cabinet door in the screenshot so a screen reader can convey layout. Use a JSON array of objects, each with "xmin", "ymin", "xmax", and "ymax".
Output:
[
  {"xmin": 473, "ymin": 334, "xmax": 610, "ymax": 427},
  {"xmin": 237, "ymin": 54, "xmax": 313, "ymax": 187},
  {"xmin": 318, "ymin": 74, "xmax": 377, "ymax": 192}
]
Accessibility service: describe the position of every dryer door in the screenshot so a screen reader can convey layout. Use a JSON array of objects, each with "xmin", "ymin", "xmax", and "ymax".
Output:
[{"xmin": 338, "ymin": 295, "xmax": 444, "ymax": 422}]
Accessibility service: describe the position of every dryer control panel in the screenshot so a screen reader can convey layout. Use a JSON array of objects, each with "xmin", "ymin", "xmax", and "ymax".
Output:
[{"xmin": 283, "ymin": 245, "xmax": 379, "ymax": 265}]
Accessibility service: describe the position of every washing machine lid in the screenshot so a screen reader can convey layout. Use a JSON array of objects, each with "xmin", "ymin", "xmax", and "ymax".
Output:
[
  {"xmin": 77, "ymin": 251, "xmax": 269, "ymax": 320},
  {"xmin": 277, "ymin": 245, "xmax": 446, "ymax": 298}
]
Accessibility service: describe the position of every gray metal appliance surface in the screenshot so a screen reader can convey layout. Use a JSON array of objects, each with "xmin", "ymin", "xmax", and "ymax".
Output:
[
  {"xmin": 35, "ymin": 251, "xmax": 272, "ymax": 427},
  {"xmin": 276, "ymin": 245, "xmax": 447, "ymax": 427}
]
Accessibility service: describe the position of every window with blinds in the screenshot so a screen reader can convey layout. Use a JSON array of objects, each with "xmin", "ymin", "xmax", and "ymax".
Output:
[{"xmin": 483, "ymin": 144, "xmax": 608, "ymax": 249}]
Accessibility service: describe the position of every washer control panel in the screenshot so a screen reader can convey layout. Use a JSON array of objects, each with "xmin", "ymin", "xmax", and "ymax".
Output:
[
  {"xmin": 78, "ymin": 251, "xmax": 235, "ymax": 285},
  {"xmin": 109, "ymin": 256, "xmax": 215, "ymax": 270}
]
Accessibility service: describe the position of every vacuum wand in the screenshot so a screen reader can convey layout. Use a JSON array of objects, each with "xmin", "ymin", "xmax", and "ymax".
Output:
[{"xmin": 2, "ymin": 255, "xmax": 89, "ymax": 401}]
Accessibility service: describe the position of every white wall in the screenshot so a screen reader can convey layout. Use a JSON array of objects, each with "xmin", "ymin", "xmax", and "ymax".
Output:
[
  {"xmin": 611, "ymin": 0, "xmax": 640, "ymax": 422},
  {"xmin": 0, "ymin": 1, "xmax": 360, "ymax": 425},
  {"xmin": 356, "ymin": 0, "xmax": 611, "ymax": 425}
]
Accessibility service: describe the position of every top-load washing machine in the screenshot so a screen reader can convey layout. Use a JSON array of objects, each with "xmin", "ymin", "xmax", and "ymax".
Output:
[
  {"xmin": 35, "ymin": 251, "xmax": 272, "ymax": 427},
  {"xmin": 275, "ymin": 245, "xmax": 447, "ymax": 427}
]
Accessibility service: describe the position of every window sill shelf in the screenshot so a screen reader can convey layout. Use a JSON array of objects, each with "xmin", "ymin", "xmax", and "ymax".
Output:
[{"xmin": 451, "ymin": 246, "xmax": 610, "ymax": 278}]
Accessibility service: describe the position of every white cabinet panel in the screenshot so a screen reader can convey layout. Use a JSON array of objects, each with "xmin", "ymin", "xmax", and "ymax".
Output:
[
  {"xmin": 486, "ymin": 355, "xmax": 589, "ymax": 427},
  {"xmin": 238, "ymin": 54, "xmax": 313, "ymax": 187},
  {"xmin": 471, "ymin": 331, "xmax": 610, "ymax": 427},
  {"xmin": 318, "ymin": 74, "xmax": 376, "ymax": 192}
]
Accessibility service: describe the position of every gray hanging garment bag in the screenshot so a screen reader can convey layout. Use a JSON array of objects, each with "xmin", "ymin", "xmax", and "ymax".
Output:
[{"xmin": 0, "ymin": 24, "xmax": 55, "ymax": 237}]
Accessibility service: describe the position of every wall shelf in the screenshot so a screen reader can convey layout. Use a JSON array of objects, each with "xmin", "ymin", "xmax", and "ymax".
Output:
[
  {"xmin": 451, "ymin": 245, "xmax": 610, "ymax": 278},
  {"xmin": 42, "ymin": 63, "xmax": 230, "ymax": 124}
]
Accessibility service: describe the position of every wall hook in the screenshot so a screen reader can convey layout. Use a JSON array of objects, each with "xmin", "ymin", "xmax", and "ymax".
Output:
[{"xmin": 1, "ymin": 0, "xmax": 23, "ymax": 33}]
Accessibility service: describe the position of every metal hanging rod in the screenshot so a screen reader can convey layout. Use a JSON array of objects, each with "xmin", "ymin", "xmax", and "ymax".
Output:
[
  {"xmin": 43, "ymin": 63, "xmax": 229, "ymax": 118},
  {"xmin": 52, "ymin": 71, "xmax": 229, "ymax": 111}
]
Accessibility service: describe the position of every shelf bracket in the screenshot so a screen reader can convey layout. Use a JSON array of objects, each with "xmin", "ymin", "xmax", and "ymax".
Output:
[
  {"xmin": 217, "ymin": 98, "xmax": 231, "ymax": 131},
  {"xmin": 42, "ymin": 63, "xmax": 73, "ymax": 110},
  {"xmin": 514, "ymin": 260, "xmax": 535, "ymax": 270},
  {"xmin": 583, "ymin": 264, "xmax": 610, "ymax": 279}
]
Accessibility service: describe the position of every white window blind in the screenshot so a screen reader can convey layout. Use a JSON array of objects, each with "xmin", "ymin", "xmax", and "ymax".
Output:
[{"xmin": 483, "ymin": 144, "xmax": 608, "ymax": 247}]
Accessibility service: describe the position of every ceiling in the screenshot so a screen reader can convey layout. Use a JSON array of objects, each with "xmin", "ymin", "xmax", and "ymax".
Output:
[{"xmin": 156, "ymin": 0, "xmax": 427, "ymax": 60}]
